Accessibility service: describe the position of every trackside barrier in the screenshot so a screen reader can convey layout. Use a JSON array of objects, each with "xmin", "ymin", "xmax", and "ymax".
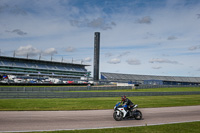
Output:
[
  {"xmin": 1, "ymin": 85, "xmax": 199, "ymax": 92},
  {"xmin": 0, "ymin": 86, "xmax": 132, "ymax": 92},
  {"xmin": 0, "ymin": 91, "xmax": 200, "ymax": 99},
  {"xmin": 135, "ymin": 85, "xmax": 200, "ymax": 89}
]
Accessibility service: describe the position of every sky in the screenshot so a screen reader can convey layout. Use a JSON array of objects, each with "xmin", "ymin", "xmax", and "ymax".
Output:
[{"xmin": 0, "ymin": 0, "xmax": 200, "ymax": 77}]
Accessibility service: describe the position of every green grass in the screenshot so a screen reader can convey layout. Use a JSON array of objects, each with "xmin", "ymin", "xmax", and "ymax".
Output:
[
  {"xmin": 0, "ymin": 95, "xmax": 200, "ymax": 111},
  {"xmin": 28, "ymin": 121, "xmax": 200, "ymax": 133}
]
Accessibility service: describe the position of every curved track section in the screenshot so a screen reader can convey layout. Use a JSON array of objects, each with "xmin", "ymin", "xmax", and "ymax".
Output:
[{"xmin": 0, "ymin": 106, "xmax": 200, "ymax": 132}]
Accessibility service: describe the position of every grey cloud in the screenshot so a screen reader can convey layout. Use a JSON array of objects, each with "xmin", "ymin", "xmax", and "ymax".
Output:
[
  {"xmin": 70, "ymin": 20, "xmax": 81, "ymax": 27},
  {"xmin": 118, "ymin": 51, "xmax": 130, "ymax": 58},
  {"xmin": 70, "ymin": 17, "xmax": 116, "ymax": 30},
  {"xmin": 167, "ymin": 36, "xmax": 177, "ymax": 40},
  {"xmin": 12, "ymin": 29, "xmax": 27, "ymax": 35},
  {"xmin": 0, "ymin": 4, "xmax": 27, "ymax": 15},
  {"xmin": 108, "ymin": 58, "xmax": 121, "ymax": 64},
  {"xmin": 105, "ymin": 52, "xmax": 113, "ymax": 57},
  {"xmin": 136, "ymin": 16, "xmax": 152, "ymax": 24},
  {"xmin": 188, "ymin": 45, "xmax": 200, "ymax": 51},
  {"xmin": 6, "ymin": 29, "xmax": 27, "ymax": 36},
  {"xmin": 126, "ymin": 59, "xmax": 141, "ymax": 65},
  {"xmin": 149, "ymin": 58, "xmax": 179, "ymax": 64},
  {"xmin": 0, "ymin": 4, "xmax": 9, "ymax": 13},
  {"xmin": 197, "ymin": 14, "xmax": 200, "ymax": 19}
]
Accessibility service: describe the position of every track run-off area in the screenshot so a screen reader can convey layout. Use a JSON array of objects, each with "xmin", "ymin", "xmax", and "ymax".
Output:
[{"xmin": 0, "ymin": 105, "xmax": 200, "ymax": 132}]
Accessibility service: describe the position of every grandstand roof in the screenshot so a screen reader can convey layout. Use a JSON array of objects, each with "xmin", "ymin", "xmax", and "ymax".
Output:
[
  {"xmin": 101, "ymin": 72, "xmax": 200, "ymax": 83},
  {"xmin": 0, "ymin": 56, "xmax": 90, "ymax": 66}
]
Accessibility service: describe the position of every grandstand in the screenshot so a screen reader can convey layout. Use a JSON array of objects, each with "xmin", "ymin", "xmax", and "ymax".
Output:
[
  {"xmin": 0, "ymin": 56, "xmax": 90, "ymax": 84},
  {"xmin": 101, "ymin": 72, "xmax": 200, "ymax": 85}
]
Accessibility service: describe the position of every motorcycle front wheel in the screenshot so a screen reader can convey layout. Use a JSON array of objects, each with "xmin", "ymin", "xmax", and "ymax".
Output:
[
  {"xmin": 113, "ymin": 111, "xmax": 123, "ymax": 121},
  {"xmin": 134, "ymin": 110, "xmax": 142, "ymax": 120}
]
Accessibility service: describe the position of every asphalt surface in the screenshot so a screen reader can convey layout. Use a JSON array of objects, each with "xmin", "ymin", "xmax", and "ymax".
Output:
[{"xmin": 0, "ymin": 105, "xmax": 200, "ymax": 132}]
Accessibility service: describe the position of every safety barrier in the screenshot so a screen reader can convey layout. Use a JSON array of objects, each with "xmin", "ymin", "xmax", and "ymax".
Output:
[
  {"xmin": 0, "ymin": 91, "xmax": 200, "ymax": 99},
  {"xmin": 0, "ymin": 86, "xmax": 132, "ymax": 92}
]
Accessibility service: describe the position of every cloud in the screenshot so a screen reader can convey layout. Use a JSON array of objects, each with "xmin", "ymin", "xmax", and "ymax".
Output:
[
  {"xmin": 65, "ymin": 47, "xmax": 76, "ymax": 52},
  {"xmin": 43, "ymin": 48, "xmax": 57, "ymax": 56},
  {"xmin": 108, "ymin": 58, "xmax": 121, "ymax": 64},
  {"xmin": 70, "ymin": 17, "xmax": 116, "ymax": 30},
  {"xmin": 126, "ymin": 58, "xmax": 141, "ymax": 65},
  {"xmin": 188, "ymin": 45, "xmax": 200, "ymax": 51},
  {"xmin": 15, "ymin": 45, "xmax": 40, "ymax": 57},
  {"xmin": 0, "ymin": 4, "xmax": 27, "ymax": 15},
  {"xmin": 167, "ymin": 36, "xmax": 177, "ymax": 40},
  {"xmin": 149, "ymin": 58, "xmax": 179, "ymax": 64},
  {"xmin": 118, "ymin": 51, "xmax": 130, "ymax": 58},
  {"xmin": 6, "ymin": 29, "xmax": 27, "ymax": 36},
  {"xmin": 136, "ymin": 16, "xmax": 152, "ymax": 24},
  {"xmin": 105, "ymin": 52, "xmax": 113, "ymax": 58},
  {"xmin": 197, "ymin": 14, "xmax": 200, "ymax": 19},
  {"xmin": 84, "ymin": 57, "xmax": 92, "ymax": 62},
  {"xmin": 152, "ymin": 66, "xmax": 162, "ymax": 69}
]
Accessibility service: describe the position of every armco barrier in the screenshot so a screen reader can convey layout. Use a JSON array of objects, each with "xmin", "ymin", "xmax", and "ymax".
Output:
[
  {"xmin": 0, "ymin": 86, "xmax": 132, "ymax": 92},
  {"xmin": 135, "ymin": 85, "xmax": 200, "ymax": 89},
  {"xmin": 1, "ymin": 85, "xmax": 199, "ymax": 92},
  {"xmin": 0, "ymin": 91, "xmax": 200, "ymax": 99}
]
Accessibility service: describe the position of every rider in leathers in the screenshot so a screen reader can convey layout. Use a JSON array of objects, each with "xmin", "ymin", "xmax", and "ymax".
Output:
[{"xmin": 121, "ymin": 96, "xmax": 134, "ymax": 117}]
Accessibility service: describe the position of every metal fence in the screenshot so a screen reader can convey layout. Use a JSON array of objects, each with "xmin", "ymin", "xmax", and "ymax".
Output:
[
  {"xmin": 1, "ymin": 85, "xmax": 199, "ymax": 92},
  {"xmin": 1, "ymin": 91, "xmax": 200, "ymax": 99},
  {"xmin": 135, "ymin": 85, "xmax": 200, "ymax": 89},
  {"xmin": 0, "ymin": 85, "xmax": 200, "ymax": 99},
  {"xmin": 0, "ymin": 86, "xmax": 132, "ymax": 92}
]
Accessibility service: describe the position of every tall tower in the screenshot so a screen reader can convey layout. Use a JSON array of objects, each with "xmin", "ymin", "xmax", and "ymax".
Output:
[{"xmin": 93, "ymin": 32, "xmax": 100, "ymax": 81}]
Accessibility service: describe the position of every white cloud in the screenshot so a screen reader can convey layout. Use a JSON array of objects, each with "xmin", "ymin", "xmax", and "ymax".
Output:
[
  {"xmin": 65, "ymin": 47, "xmax": 76, "ymax": 52},
  {"xmin": 152, "ymin": 66, "xmax": 162, "ymax": 69},
  {"xmin": 15, "ymin": 45, "xmax": 40, "ymax": 57},
  {"xmin": 84, "ymin": 57, "xmax": 92, "ymax": 62},
  {"xmin": 43, "ymin": 48, "xmax": 57, "ymax": 56},
  {"xmin": 108, "ymin": 58, "xmax": 121, "ymax": 64}
]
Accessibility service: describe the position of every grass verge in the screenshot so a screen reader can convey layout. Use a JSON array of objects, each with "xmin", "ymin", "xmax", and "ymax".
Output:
[
  {"xmin": 28, "ymin": 121, "xmax": 200, "ymax": 133},
  {"xmin": 0, "ymin": 95, "xmax": 200, "ymax": 111}
]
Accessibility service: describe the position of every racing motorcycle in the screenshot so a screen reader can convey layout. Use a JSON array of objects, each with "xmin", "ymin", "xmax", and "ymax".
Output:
[{"xmin": 113, "ymin": 102, "xmax": 142, "ymax": 121}]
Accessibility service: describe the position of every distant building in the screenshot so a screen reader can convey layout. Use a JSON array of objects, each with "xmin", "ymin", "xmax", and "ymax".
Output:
[{"xmin": 101, "ymin": 72, "xmax": 200, "ymax": 85}]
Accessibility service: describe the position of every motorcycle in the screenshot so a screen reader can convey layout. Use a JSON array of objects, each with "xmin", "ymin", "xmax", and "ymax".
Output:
[{"xmin": 113, "ymin": 102, "xmax": 142, "ymax": 121}]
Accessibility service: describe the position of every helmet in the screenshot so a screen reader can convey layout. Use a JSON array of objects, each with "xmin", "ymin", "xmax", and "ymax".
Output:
[{"xmin": 121, "ymin": 95, "xmax": 126, "ymax": 101}]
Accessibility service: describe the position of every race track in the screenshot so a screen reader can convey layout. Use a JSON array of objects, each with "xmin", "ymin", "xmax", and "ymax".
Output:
[{"xmin": 0, "ymin": 105, "xmax": 200, "ymax": 132}]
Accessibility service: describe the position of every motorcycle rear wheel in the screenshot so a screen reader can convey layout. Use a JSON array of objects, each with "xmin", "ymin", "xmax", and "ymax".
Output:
[
  {"xmin": 134, "ymin": 110, "xmax": 142, "ymax": 120},
  {"xmin": 113, "ymin": 111, "xmax": 123, "ymax": 121}
]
